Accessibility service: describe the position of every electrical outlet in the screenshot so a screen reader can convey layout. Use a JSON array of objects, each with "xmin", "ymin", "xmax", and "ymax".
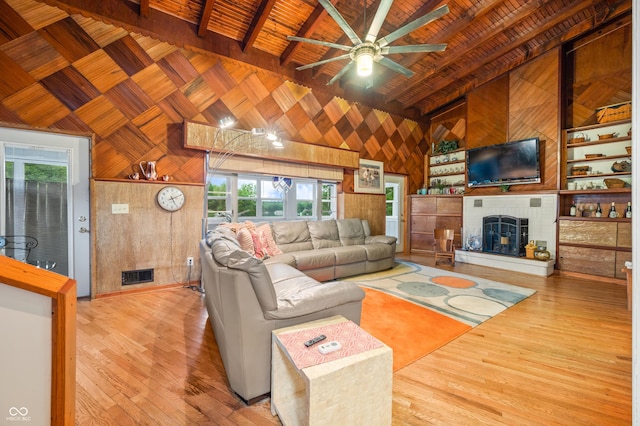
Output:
[{"xmin": 187, "ymin": 257, "xmax": 194, "ymax": 266}]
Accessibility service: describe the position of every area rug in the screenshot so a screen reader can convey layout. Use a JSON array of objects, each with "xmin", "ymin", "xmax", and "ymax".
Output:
[{"xmin": 348, "ymin": 261, "xmax": 536, "ymax": 370}]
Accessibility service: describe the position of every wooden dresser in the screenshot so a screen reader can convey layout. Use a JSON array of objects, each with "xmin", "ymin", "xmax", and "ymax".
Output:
[{"xmin": 409, "ymin": 195, "xmax": 463, "ymax": 255}]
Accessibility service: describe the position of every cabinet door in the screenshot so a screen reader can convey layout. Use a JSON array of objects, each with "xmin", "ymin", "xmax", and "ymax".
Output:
[
  {"xmin": 558, "ymin": 246, "xmax": 616, "ymax": 277},
  {"xmin": 410, "ymin": 233, "xmax": 434, "ymax": 251},
  {"xmin": 558, "ymin": 220, "xmax": 617, "ymax": 247},
  {"xmin": 436, "ymin": 197, "xmax": 462, "ymax": 214},
  {"xmin": 411, "ymin": 198, "xmax": 436, "ymax": 214},
  {"xmin": 617, "ymin": 223, "xmax": 632, "ymax": 248},
  {"xmin": 411, "ymin": 216, "xmax": 436, "ymax": 233}
]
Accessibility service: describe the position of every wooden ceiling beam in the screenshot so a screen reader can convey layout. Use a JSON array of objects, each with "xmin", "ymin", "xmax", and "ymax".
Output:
[
  {"xmin": 242, "ymin": 0, "xmax": 278, "ymax": 52},
  {"xmin": 387, "ymin": 0, "xmax": 554, "ymax": 106},
  {"xmin": 139, "ymin": 0, "xmax": 149, "ymax": 18},
  {"xmin": 396, "ymin": 0, "xmax": 602, "ymax": 109},
  {"xmin": 197, "ymin": 0, "xmax": 216, "ymax": 37},
  {"xmin": 372, "ymin": 0, "xmax": 506, "ymax": 96},
  {"xmin": 280, "ymin": 4, "xmax": 328, "ymax": 66},
  {"xmin": 413, "ymin": 1, "xmax": 632, "ymax": 115}
]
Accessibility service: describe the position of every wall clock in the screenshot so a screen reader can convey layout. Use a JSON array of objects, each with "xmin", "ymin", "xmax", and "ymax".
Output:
[{"xmin": 157, "ymin": 186, "xmax": 185, "ymax": 212}]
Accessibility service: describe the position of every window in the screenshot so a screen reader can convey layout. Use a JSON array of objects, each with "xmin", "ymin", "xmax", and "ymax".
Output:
[
  {"xmin": 321, "ymin": 183, "xmax": 337, "ymax": 219},
  {"xmin": 207, "ymin": 176, "xmax": 231, "ymax": 223},
  {"xmin": 206, "ymin": 173, "xmax": 337, "ymax": 228},
  {"xmin": 295, "ymin": 182, "xmax": 315, "ymax": 217}
]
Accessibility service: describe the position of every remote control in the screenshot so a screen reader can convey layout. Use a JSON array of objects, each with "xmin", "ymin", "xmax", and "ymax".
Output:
[
  {"xmin": 304, "ymin": 335, "xmax": 326, "ymax": 347},
  {"xmin": 318, "ymin": 341, "xmax": 342, "ymax": 355}
]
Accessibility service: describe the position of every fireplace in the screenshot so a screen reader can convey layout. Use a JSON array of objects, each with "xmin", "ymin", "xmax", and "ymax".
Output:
[{"xmin": 482, "ymin": 215, "xmax": 528, "ymax": 257}]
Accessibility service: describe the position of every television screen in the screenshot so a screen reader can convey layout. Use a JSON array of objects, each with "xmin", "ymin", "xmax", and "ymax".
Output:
[{"xmin": 466, "ymin": 138, "xmax": 541, "ymax": 187}]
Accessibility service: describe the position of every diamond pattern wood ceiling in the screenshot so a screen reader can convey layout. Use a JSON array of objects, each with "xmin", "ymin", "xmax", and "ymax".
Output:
[{"xmin": 0, "ymin": 0, "xmax": 429, "ymax": 188}]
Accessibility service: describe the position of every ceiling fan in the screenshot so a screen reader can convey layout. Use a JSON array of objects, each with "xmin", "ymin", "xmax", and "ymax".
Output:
[{"xmin": 288, "ymin": 0, "xmax": 449, "ymax": 85}]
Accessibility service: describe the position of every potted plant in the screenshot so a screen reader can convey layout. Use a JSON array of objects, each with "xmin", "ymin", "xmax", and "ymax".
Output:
[{"xmin": 437, "ymin": 139, "xmax": 459, "ymax": 154}]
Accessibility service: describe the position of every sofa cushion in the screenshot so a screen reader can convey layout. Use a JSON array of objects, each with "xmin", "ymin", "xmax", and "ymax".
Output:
[
  {"xmin": 227, "ymin": 251, "xmax": 278, "ymax": 312},
  {"xmin": 290, "ymin": 249, "xmax": 335, "ymax": 271},
  {"xmin": 271, "ymin": 221, "xmax": 313, "ymax": 252},
  {"xmin": 361, "ymin": 219, "xmax": 371, "ymax": 237},
  {"xmin": 266, "ymin": 279, "xmax": 365, "ymax": 319},
  {"xmin": 307, "ymin": 220, "xmax": 341, "ymax": 249},
  {"xmin": 332, "ymin": 245, "xmax": 367, "ymax": 265},
  {"xmin": 336, "ymin": 218, "xmax": 366, "ymax": 246},
  {"xmin": 263, "ymin": 253, "xmax": 296, "ymax": 268}
]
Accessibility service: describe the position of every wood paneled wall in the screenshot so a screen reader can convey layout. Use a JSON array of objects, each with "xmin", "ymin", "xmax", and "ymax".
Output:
[
  {"xmin": 91, "ymin": 180, "xmax": 204, "ymax": 295},
  {"xmin": 338, "ymin": 193, "xmax": 386, "ymax": 236},
  {"xmin": 565, "ymin": 14, "xmax": 632, "ymax": 128},
  {"xmin": 463, "ymin": 49, "xmax": 560, "ymax": 196},
  {"xmin": 508, "ymin": 49, "xmax": 560, "ymax": 192},
  {"xmin": 466, "ymin": 76, "xmax": 509, "ymax": 148}
]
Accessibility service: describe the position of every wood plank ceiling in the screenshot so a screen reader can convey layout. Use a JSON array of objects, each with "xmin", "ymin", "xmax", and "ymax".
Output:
[{"xmin": 42, "ymin": 0, "xmax": 631, "ymax": 118}]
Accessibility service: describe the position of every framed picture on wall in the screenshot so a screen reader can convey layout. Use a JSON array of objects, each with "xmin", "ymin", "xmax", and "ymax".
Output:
[{"xmin": 354, "ymin": 159, "xmax": 384, "ymax": 194}]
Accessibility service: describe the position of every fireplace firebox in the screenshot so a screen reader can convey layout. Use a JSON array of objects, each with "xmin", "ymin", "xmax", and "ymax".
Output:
[{"xmin": 482, "ymin": 215, "xmax": 528, "ymax": 257}]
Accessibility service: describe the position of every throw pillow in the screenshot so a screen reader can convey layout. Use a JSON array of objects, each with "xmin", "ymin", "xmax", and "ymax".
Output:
[
  {"xmin": 236, "ymin": 228, "xmax": 255, "ymax": 255},
  {"xmin": 249, "ymin": 229, "xmax": 265, "ymax": 259},
  {"xmin": 256, "ymin": 224, "xmax": 283, "ymax": 256}
]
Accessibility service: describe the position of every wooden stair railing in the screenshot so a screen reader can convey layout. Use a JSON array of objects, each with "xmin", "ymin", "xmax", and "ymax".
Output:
[{"xmin": 0, "ymin": 256, "xmax": 76, "ymax": 425}]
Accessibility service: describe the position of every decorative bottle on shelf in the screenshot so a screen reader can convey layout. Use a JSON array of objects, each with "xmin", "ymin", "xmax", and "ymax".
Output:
[
  {"xmin": 569, "ymin": 200, "xmax": 577, "ymax": 217},
  {"xmin": 595, "ymin": 203, "xmax": 602, "ymax": 218},
  {"xmin": 625, "ymin": 202, "xmax": 632, "ymax": 218},
  {"xmin": 608, "ymin": 202, "xmax": 617, "ymax": 218}
]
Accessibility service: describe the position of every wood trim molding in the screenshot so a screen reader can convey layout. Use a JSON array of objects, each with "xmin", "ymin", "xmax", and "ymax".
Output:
[
  {"xmin": 183, "ymin": 121, "xmax": 360, "ymax": 170},
  {"xmin": 0, "ymin": 256, "xmax": 76, "ymax": 426}
]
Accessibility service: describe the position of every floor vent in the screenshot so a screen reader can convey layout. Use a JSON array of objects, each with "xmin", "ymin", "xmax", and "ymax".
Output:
[{"xmin": 122, "ymin": 269, "xmax": 154, "ymax": 285}]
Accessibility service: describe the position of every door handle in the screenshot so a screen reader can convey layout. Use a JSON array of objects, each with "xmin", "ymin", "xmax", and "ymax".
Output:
[{"xmin": 79, "ymin": 227, "xmax": 90, "ymax": 233}]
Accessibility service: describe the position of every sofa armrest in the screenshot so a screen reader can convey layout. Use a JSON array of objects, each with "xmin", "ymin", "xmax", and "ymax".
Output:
[{"xmin": 365, "ymin": 235, "xmax": 397, "ymax": 245}]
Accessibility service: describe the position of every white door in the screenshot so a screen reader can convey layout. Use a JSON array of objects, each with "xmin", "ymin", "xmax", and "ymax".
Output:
[
  {"xmin": 384, "ymin": 174, "xmax": 405, "ymax": 252},
  {"xmin": 0, "ymin": 128, "xmax": 91, "ymax": 297}
]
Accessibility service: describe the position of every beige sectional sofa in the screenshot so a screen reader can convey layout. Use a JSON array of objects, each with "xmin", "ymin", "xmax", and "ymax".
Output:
[{"xmin": 200, "ymin": 218, "xmax": 397, "ymax": 402}]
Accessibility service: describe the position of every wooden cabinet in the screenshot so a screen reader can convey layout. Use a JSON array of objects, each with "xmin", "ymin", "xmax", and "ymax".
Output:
[
  {"xmin": 557, "ymin": 218, "xmax": 631, "ymax": 280},
  {"xmin": 558, "ymin": 118, "xmax": 632, "ymax": 281},
  {"xmin": 426, "ymin": 149, "xmax": 466, "ymax": 194},
  {"xmin": 409, "ymin": 195, "xmax": 462, "ymax": 254}
]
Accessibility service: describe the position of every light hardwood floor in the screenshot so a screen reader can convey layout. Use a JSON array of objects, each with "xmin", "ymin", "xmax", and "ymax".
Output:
[{"xmin": 76, "ymin": 255, "xmax": 632, "ymax": 425}]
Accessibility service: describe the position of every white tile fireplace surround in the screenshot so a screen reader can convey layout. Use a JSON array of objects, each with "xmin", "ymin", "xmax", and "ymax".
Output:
[{"xmin": 458, "ymin": 194, "xmax": 558, "ymax": 276}]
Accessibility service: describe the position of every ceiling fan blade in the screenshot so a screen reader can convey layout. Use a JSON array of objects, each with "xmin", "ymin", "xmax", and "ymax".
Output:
[
  {"xmin": 318, "ymin": 0, "xmax": 362, "ymax": 46},
  {"xmin": 295, "ymin": 54, "xmax": 352, "ymax": 71},
  {"xmin": 377, "ymin": 4, "xmax": 449, "ymax": 48},
  {"xmin": 327, "ymin": 61, "xmax": 355, "ymax": 85},
  {"xmin": 382, "ymin": 43, "xmax": 447, "ymax": 54},
  {"xmin": 365, "ymin": 0, "xmax": 394, "ymax": 43},
  {"xmin": 376, "ymin": 56, "xmax": 414, "ymax": 77},
  {"xmin": 287, "ymin": 36, "xmax": 352, "ymax": 52}
]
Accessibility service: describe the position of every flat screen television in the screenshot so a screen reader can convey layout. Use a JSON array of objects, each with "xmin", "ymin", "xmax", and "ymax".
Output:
[{"xmin": 466, "ymin": 137, "xmax": 541, "ymax": 187}]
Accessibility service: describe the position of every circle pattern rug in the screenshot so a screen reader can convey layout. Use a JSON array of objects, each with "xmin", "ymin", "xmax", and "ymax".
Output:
[{"xmin": 346, "ymin": 260, "xmax": 536, "ymax": 326}]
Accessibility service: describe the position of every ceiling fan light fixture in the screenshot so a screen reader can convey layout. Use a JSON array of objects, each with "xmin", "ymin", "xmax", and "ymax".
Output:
[{"xmin": 355, "ymin": 46, "xmax": 375, "ymax": 76}]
